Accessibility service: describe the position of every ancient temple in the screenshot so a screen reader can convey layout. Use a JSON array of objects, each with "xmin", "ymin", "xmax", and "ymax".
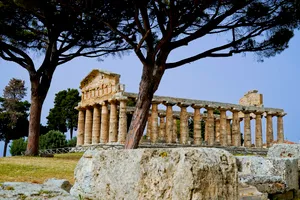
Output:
[{"xmin": 76, "ymin": 69, "xmax": 286, "ymax": 148}]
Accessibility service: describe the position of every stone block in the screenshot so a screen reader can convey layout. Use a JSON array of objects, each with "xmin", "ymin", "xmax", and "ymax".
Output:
[
  {"xmin": 70, "ymin": 148, "xmax": 238, "ymax": 200},
  {"xmin": 236, "ymin": 156, "xmax": 298, "ymax": 194},
  {"xmin": 44, "ymin": 178, "xmax": 72, "ymax": 192}
]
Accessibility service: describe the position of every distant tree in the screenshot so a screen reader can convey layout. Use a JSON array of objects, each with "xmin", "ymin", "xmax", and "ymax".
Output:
[
  {"xmin": 39, "ymin": 130, "xmax": 67, "ymax": 150},
  {"xmin": 90, "ymin": 0, "xmax": 300, "ymax": 148},
  {"xmin": 0, "ymin": 78, "xmax": 30, "ymax": 157},
  {"xmin": 47, "ymin": 89, "xmax": 80, "ymax": 139},
  {"xmin": 10, "ymin": 137, "xmax": 27, "ymax": 156},
  {"xmin": 0, "ymin": 1, "xmax": 131, "ymax": 155}
]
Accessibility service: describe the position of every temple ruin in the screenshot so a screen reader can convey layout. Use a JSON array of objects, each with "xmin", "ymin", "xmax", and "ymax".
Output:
[{"xmin": 75, "ymin": 69, "xmax": 286, "ymax": 148}]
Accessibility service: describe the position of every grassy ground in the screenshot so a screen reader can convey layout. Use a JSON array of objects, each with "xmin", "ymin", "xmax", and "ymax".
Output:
[{"xmin": 0, "ymin": 153, "xmax": 83, "ymax": 184}]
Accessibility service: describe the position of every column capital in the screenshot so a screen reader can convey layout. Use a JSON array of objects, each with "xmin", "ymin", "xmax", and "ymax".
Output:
[
  {"xmin": 93, "ymin": 103, "xmax": 101, "ymax": 108},
  {"xmin": 243, "ymin": 110, "xmax": 252, "ymax": 114},
  {"xmin": 254, "ymin": 110, "xmax": 264, "ymax": 115},
  {"xmin": 177, "ymin": 102, "xmax": 190, "ymax": 108},
  {"xmin": 163, "ymin": 101, "xmax": 176, "ymax": 106},
  {"xmin": 205, "ymin": 105, "xmax": 217, "ymax": 110},
  {"xmin": 277, "ymin": 112, "xmax": 287, "ymax": 117},
  {"xmin": 173, "ymin": 115, "xmax": 180, "ymax": 120},
  {"xmin": 152, "ymin": 100, "xmax": 161, "ymax": 105},
  {"xmin": 230, "ymin": 107, "xmax": 240, "ymax": 113},
  {"xmin": 100, "ymin": 101, "xmax": 108, "ymax": 106},
  {"xmin": 191, "ymin": 104, "xmax": 203, "ymax": 109},
  {"xmin": 264, "ymin": 111, "xmax": 276, "ymax": 118},
  {"xmin": 75, "ymin": 106, "xmax": 86, "ymax": 111},
  {"xmin": 218, "ymin": 107, "xmax": 227, "ymax": 112},
  {"xmin": 108, "ymin": 99, "xmax": 117, "ymax": 104}
]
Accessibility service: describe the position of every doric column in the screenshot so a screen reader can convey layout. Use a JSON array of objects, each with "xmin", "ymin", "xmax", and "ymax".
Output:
[
  {"xmin": 76, "ymin": 108, "xmax": 85, "ymax": 146},
  {"xmin": 108, "ymin": 99, "xmax": 118, "ymax": 143},
  {"xmin": 118, "ymin": 99, "xmax": 127, "ymax": 144},
  {"xmin": 232, "ymin": 110, "xmax": 241, "ymax": 146},
  {"xmin": 151, "ymin": 102, "xmax": 159, "ymax": 143},
  {"xmin": 146, "ymin": 114, "xmax": 151, "ymax": 140},
  {"xmin": 277, "ymin": 113, "xmax": 286, "ymax": 144},
  {"xmin": 220, "ymin": 109, "xmax": 227, "ymax": 146},
  {"xmin": 215, "ymin": 119, "xmax": 220, "ymax": 143},
  {"xmin": 100, "ymin": 101, "xmax": 109, "ymax": 143},
  {"xmin": 178, "ymin": 103, "xmax": 189, "ymax": 144},
  {"xmin": 226, "ymin": 119, "xmax": 232, "ymax": 145},
  {"xmin": 159, "ymin": 113, "xmax": 166, "ymax": 142},
  {"xmin": 192, "ymin": 105, "xmax": 202, "ymax": 145},
  {"xmin": 266, "ymin": 112, "xmax": 274, "ymax": 147},
  {"xmin": 165, "ymin": 103, "xmax": 174, "ymax": 144},
  {"xmin": 172, "ymin": 116, "xmax": 178, "ymax": 143},
  {"xmin": 244, "ymin": 111, "xmax": 251, "ymax": 148},
  {"xmin": 255, "ymin": 111, "xmax": 263, "ymax": 148},
  {"xmin": 84, "ymin": 107, "xmax": 93, "ymax": 145},
  {"xmin": 206, "ymin": 107, "xmax": 215, "ymax": 146},
  {"xmin": 92, "ymin": 104, "xmax": 101, "ymax": 144}
]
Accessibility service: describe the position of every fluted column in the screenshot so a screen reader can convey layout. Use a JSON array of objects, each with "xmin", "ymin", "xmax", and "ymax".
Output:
[
  {"xmin": 100, "ymin": 101, "xmax": 109, "ymax": 143},
  {"xmin": 146, "ymin": 115, "xmax": 151, "ymax": 140},
  {"xmin": 151, "ymin": 102, "xmax": 159, "ymax": 143},
  {"xmin": 206, "ymin": 107, "xmax": 215, "ymax": 146},
  {"xmin": 92, "ymin": 104, "xmax": 101, "ymax": 144},
  {"xmin": 108, "ymin": 100, "xmax": 118, "ymax": 143},
  {"xmin": 192, "ymin": 105, "xmax": 202, "ymax": 145},
  {"xmin": 244, "ymin": 111, "xmax": 251, "ymax": 148},
  {"xmin": 178, "ymin": 103, "xmax": 189, "ymax": 144},
  {"xmin": 232, "ymin": 110, "xmax": 241, "ymax": 146},
  {"xmin": 277, "ymin": 113, "xmax": 286, "ymax": 143},
  {"xmin": 215, "ymin": 119, "xmax": 220, "ymax": 143},
  {"xmin": 118, "ymin": 99, "xmax": 127, "ymax": 144},
  {"xmin": 226, "ymin": 119, "xmax": 232, "ymax": 145},
  {"xmin": 266, "ymin": 112, "xmax": 274, "ymax": 147},
  {"xmin": 76, "ymin": 108, "xmax": 85, "ymax": 146},
  {"xmin": 84, "ymin": 107, "xmax": 93, "ymax": 145},
  {"xmin": 172, "ymin": 116, "xmax": 178, "ymax": 143},
  {"xmin": 165, "ymin": 103, "xmax": 174, "ymax": 143},
  {"xmin": 255, "ymin": 111, "xmax": 263, "ymax": 148},
  {"xmin": 159, "ymin": 113, "xmax": 166, "ymax": 142},
  {"xmin": 220, "ymin": 109, "xmax": 227, "ymax": 146}
]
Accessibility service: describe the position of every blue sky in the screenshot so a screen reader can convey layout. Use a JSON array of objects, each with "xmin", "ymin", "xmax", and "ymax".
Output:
[{"xmin": 1, "ymin": 31, "xmax": 299, "ymax": 156}]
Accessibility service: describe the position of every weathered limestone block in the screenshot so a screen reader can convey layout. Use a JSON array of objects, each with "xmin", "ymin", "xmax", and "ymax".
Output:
[
  {"xmin": 71, "ymin": 148, "xmax": 238, "ymax": 200},
  {"xmin": 268, "ymin": 144, "xmax": 300, "ymax": 159},
  {"xmin": 236, "ymin": 156, "xmax": 298, "ymax": 194}
]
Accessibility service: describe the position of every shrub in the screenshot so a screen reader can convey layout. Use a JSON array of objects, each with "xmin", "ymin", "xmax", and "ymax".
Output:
[
  {"xmin": 67, "ymin": 136, "xmax": 77, "ymax": 147},
  {"xmin": 39, "ymin": 130, "xmax": 67, "ymax": 150},
  {"xmin": 10, "ymin": 138, "xmax": 27, "ymax": 156}
]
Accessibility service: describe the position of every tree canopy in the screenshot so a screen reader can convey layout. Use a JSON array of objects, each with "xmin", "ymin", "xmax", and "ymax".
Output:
[{"xmin": 47, "ymin": 88, "xmax": 81, "ymax": 139}]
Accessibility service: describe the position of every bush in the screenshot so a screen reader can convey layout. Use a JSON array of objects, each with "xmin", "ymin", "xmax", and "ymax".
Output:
[
  {"xmin": 67, "ymin": 136, "xmax": 77, "ymax": 147},
  {"xmin": 10, "ymin": 138, "xmax": 27, "ymax": 156},
  {"xmin": 39, "ymin": 130, "xmax": 67, "ymax": 150}
]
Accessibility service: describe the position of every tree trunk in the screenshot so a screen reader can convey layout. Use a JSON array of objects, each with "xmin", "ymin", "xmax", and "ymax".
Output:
[
  {"xmin": 70, "ymin": 127, "xmax": 73, "ymax": 139},
  {"xmin": 125, "ymin": 64, "xmax": 165, "ymax": 149},
  {"xmin": 3, "ymin": 139, "xmax": 8, "ymax": 157}
]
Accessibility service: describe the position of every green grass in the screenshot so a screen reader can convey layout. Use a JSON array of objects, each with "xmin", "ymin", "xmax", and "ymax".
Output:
[{"xmin": 0, "ymin": 153, "xmax": 83, "ymax": 184}]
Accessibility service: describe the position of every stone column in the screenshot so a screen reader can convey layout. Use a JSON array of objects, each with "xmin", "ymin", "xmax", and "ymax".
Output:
[
  {"xmin": 108, "ymin": 100, "xmax": 118, "ymax": 143},
  {"xmin": 158, "ymin": 113, "xmax": 166, "ymax": 142},
  {"xmin": 178, "ymin": 103, "xmax": 189, "ymax": 144},
  {"xmin": 232, "ymin": 110, "xmax": 241, "ymax": 147},
  {"xmin": 206, "ymin": 107, "xmax": 215, "ymax": 146},
  {"xmin": 226, "ymin": 119, "xmax": 232, "ymax": 146},
  {"xmin": 215, "ymin": 119, "xmax": 220, "ymax": 143},
  {"xmin": 255, "ymin": 111, "xmax": 263, "ymax": 148},
  {"xmin": 146, "ymin": 115, "xmax": 151, "ymax": 140},
  {"xmin": 151, "ymin": 102, "xmax": 159, "ymax": 143},
  {"xmin": 76, "ymin": 108, "xmax": 85, "ymax": 146},
  {"xmin": 92, "ymin": 104, "xmax": 101, "ymax": 144},
  {"xmin": 172, "ymin": 116, "xmax": 178, "ymax": 143},
  {"xmin": 266, "ymin": 112, "xmax": 274, "ymax": 147},
  {"xmin": 244, "ymin": 111, "xmax": 251, "ymax": 148},
  {"xmin": 84, "ymin": 107, "xmax": 93, "ymax": 145},
  {"xmin": 100, "ymin": 101, "xmax": 109, "ymax": 143},
  {"xmin": 277, "ymin": 113, "xmax": 286, "ymax": 144},
  {"xmin": 220, "ymin": 109, "xmax": 227, "ymax": 146},
  {"xmin": 192, "ymin": 105, "xmax": 202, "ymax": 145},
  {"xmin": 165, "ymin": 103, "xmax": 174, "ymax": 144},
  {"xmin": 118, "ymin": 99, "xmax": 127, "ymax": 144}
]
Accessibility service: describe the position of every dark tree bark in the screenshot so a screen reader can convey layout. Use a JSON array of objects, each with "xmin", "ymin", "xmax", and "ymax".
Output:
[{"xmin": 3, "ymin": 138, "xmax": 8, "ymax": 157}]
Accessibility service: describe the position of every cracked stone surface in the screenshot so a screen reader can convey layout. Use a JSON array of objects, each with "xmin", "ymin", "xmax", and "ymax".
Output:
[{"xmin": 71, "ymin": 148, "xmax": 238, "ymax": 200}]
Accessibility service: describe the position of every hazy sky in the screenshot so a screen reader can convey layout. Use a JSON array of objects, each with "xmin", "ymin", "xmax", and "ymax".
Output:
[{"xmin": 1, "ymin": 30, "xmax": 299, "ymax": 157}]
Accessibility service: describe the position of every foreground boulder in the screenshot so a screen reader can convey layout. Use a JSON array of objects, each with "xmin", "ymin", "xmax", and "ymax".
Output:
[
  {"xmin": 71, "ymin": 148, "xmax": 238, "ymax": 200},
  {"xmin": 236, "ymin": 156, "xmax": 298, "ymax": 196}
]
